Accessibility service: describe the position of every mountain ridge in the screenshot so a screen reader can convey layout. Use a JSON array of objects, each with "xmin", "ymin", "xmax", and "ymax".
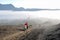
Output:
[
  {"xmin": 0, "ymin": 4, "xmax": 60, "ymax": 11},
  {"xmin": 0, "ymin": 4, "xmax": 40, "ymax": 11}
]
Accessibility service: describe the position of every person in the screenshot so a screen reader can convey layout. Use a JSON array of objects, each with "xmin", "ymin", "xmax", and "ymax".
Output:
[{"xmin": 24, "ymin": 22, "xmax": 28, "ymax": 30}]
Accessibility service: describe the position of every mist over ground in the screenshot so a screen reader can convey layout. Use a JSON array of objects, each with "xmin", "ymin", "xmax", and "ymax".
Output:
[
  {"xmin": 0, "ymin": 10, "xmax": 60, "ymax": 25},
  {"xmin": 0, "ymin": 10, "xmax": 60, "ymax": 40}
]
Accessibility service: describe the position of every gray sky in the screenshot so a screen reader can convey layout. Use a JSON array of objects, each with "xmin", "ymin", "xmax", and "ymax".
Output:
[{"xmin": 0, "ymin": 0, "xmax": 60, "ymax": 9}]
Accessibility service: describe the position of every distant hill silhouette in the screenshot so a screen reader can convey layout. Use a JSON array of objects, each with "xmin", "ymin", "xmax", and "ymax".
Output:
[
  {"xmin": 0, "ymin": 4, "xmax": 60, "ymax": 11},
  {"xmin": 0, "ymin": 4, "xmax": 40, "ymax": 11},
  {"xmin": 0, "ymin": 4, "xmax": 14, "ymax": 10}
]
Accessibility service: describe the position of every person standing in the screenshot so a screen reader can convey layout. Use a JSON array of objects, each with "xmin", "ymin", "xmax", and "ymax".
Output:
[{"xmin": 24, "ymin": 22, "xmax": 28, "ymax": 30}]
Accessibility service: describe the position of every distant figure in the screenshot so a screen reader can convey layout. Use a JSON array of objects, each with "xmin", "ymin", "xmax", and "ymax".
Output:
[{"xmin": 24, "ymin": 22, "xmax": 28, "ymax": 30}]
